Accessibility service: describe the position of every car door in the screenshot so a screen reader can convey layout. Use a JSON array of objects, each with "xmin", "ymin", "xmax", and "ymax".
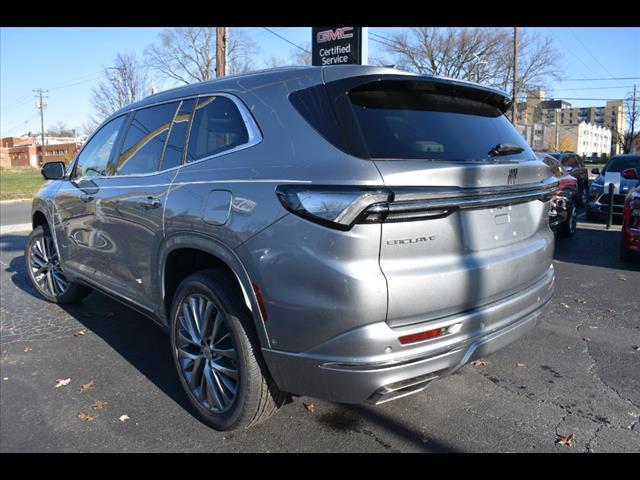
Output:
[
  {"xmin": 53, "ymin": 114, "xmax": 128, "ymax": 277},
  {"xmin": 88, "ymin": 99, "xmax": 194, "ymax": 309}
]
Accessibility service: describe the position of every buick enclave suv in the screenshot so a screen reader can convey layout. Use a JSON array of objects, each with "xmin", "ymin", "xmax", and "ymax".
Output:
[{"xmin": 27, "ymin": 66, "xmax": 557, "ymax": 430}]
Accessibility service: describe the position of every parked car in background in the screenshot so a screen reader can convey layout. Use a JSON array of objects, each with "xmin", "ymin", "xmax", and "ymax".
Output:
[
  {"xmin": 587, "ymin": 154, "xmax": 640, "ymax": 222},
  {"xmin": 549, "ymin": 151, "xmax": 589, "ymax": 207},
  {"xmin": 25, "ymin": 65, "xmax": 558, "ymax": 431},
  {"xmin": 537, "ymin": 153, "xmax": 578, "ymax": 238},
  {"xmin": 620, "ymin": 178, "xmax": 640, "ymax": 262}
]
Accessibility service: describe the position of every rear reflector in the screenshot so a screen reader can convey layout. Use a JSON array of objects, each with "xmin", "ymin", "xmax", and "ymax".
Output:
[
  {"xmin": 398, "ymin": 327, "xmax": 445, "ymax": 345},
  {"xmin": 252, "ymin": 283, "xmax": 268, "ymax": 322}
]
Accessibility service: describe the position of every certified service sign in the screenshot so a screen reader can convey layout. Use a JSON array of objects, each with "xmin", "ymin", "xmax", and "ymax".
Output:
[{"xmin": 312, "ymin": 27, "xmax": 367, "ymax": 66}]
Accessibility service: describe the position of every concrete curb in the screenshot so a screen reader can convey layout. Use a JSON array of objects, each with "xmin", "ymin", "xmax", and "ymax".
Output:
[{"xmin": 0, "ymin": 223, "xmax": 32, "ymax": 235}]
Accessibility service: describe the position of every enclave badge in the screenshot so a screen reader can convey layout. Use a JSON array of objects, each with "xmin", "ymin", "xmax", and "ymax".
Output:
[{"xmin": 507, "ymin": 168, "xmax": 518, "ymax": 185}]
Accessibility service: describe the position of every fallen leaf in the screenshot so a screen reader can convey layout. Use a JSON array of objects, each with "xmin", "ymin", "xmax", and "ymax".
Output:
[
  {"xmin": 633, "ymin": 345, "xmax": 640, "ymax": 352},
  {"xmin": 607, "ymin": 308, "xmax": 616, "ymax": 314},
  {"xmin": 119, "ymin": 414, "xmax": 130, "ymax": 422},
  {"xmin": 91, "ymin": 400, "xmax": 108, "ymax": 410},
  {"xmin": 556, "ymin": 433, "xmax": 575, "ymax": 447},
  {"xmin": 303, "ymin": 402, "xmax": 316, "ymax": 413},
  {"xmin": 471, "ymin": 360, "xmax": 488, "ymax": 367},
  {"xmin": 618, "ymin": 276, "xmax": 626, "ymax": 281},
  {"xmin": 73, "ymin": 329, "xmax": 86, "ymax": 337},
  {"xmin": 55, "ymin": 378, "xmax": 71, "ymax": 388},
  {"xmin": 80, "ymin": 380, "xmax": 95, "ymax": 392},
  {"xmin": 560, "ymin": 303, "xmax": 570, "ymax": 309},
  {"xmin": 23, "ymin": 347, "xmax": 32, "ymax": 353},
  {"xmin": 575, "ymin": 298, "xmax": 587, "ymax": 304},
  {"xmin": 78, "ymin": 412, "xmax": 96, "ymax": 423},
  {"xmin": 583, "ymin": 337, "xmax": 592, "ymax": 342},
  {"xmin": 516, "ymin": 362, "xmax": 526, "ymax": 368}
]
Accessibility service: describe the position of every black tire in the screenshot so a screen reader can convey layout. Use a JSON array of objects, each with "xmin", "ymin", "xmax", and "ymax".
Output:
[
  {"xmin": 169, "ymin": 269, "xmax": 286, "ymax": 431},
  {"xmin": 25, "ymin": 225, "xmax": 92, "ymax": 304},
  {"xmin": 558, "ymin": 201, "xmax": 578, "ymax": 238},
  {"xmin": 577, "ymin": 180, "xmax": 588, "ymax": 207}
]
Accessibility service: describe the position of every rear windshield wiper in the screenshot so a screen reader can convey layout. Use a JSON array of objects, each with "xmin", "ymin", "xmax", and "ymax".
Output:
[{"xmin": 488, "ymin": 143, "xmax": 525, "ymax": 157}]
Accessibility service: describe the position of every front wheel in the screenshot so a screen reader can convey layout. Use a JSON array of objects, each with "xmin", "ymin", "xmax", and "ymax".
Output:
[
  {"xmin": 25, "ymin": 225, "xmax": 91, "ymax": 304},
  {"xmin": 558, "ymin": 201, "xmax": 578, "ymax": 238},
  {"xmin": 170, "ymin": 269, "xmax": 286, "ymax": 430}
]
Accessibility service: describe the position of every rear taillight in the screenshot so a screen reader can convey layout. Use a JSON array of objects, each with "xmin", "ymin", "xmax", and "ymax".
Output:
[{"xmin": 276, "ymin": 185, "xmax": 391, "ymax": 230}]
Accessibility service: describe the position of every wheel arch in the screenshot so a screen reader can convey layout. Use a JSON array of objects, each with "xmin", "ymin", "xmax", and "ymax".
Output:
[{"xmin": 156, "ymin": 232, "xmax": 270, "ymax": 349}]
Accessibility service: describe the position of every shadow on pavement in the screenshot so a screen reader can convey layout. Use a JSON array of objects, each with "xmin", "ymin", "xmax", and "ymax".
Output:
[
  {"xmin": 554, "ymin": 225, "xmax": 640, "ymax": 272},
  {"xmin": 0, "ymin": 234, "xmax": 27, "ymax": 254}
]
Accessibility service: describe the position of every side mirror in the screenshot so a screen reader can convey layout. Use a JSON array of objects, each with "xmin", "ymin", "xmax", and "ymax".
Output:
[
  {"xmin": 621, "ymin": 168, "xmax": 638, "ymax": 180},
  {"xmin": 41, "ymin": 161, "xmax": 66, "ymax": 180},
  {"xmin": 591, "ymin": 168, "xmax": 600, "ymax": 175}
]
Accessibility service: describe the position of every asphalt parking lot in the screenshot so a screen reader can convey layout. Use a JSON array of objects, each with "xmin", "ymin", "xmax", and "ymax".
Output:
[{"xmin": 1, "ymin": 212, "xmax": 639, "ymax": 452}]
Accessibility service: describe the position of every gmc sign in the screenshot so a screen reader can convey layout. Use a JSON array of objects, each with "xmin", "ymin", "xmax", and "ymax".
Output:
[{"xmin": 311, "ymin": 27, "xmax": 367, "ymax": 66}]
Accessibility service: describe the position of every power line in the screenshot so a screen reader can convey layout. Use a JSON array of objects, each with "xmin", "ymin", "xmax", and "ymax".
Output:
[
  {"xmin": 262, "ymin": 27, "xmax": 310, "ymax": 54},
  {"xmin": 568, "ymin": 28, "xmax": 616, "ymax": 79}
]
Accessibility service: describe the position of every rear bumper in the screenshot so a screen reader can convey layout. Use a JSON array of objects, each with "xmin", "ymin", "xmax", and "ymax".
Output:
[{"xmin": 263, "ymin": 264, "xmax": 554, "ymax": 404}]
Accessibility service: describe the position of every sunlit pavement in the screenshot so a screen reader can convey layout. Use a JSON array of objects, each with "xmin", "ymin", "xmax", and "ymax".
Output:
[{"xmin": 1, "ymin": 222, "xmax": 639, "ymax": 452}]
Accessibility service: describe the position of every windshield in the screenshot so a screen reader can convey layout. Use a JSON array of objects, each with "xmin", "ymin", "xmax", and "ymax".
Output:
[
  {"xmin": 346, "ymin": 81, "xmax": 534, "ymax": 161},
  {"xmin": 603, "ymin": 156, "xmax": 640, "ymax": 173}
]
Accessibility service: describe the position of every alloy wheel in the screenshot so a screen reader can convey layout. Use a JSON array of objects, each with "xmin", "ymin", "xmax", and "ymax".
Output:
[
  {"xmin": 29, "ymin": 232, "xmax": 69, "ymax": 297},
  {"xmin": 175, "ymin": 294, "xmax": 239, "ymax": 413}
]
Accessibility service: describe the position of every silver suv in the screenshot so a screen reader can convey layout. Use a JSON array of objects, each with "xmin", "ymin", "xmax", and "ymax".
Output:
[{"xmin": 27, "ymin": 66, "xmax": 557, "ymax": 430}]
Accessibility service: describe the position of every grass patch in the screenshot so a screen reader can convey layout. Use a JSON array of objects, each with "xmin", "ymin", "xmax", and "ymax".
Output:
[{"xmin": 0, "ymin": 167, "xmax": 45, "ymax": 200}]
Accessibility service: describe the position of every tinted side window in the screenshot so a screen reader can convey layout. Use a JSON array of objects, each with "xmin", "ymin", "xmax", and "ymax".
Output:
[
  {"xmin": 73, "ymin": 115, "xmax": 126, "ymax": 179},
  {"xmin": 160, "ymin": 99, "xmax": 196, "ymax": 170},
  {"xmin": 113, "ymin": 102, "xmax": 179, "ymax": 176},
  {"xmin": 186, "ymin": 96, "xmax": 249, "ymax": 163},
  {"xmin": 561, "ymin": 155, "xmax": 577, "ymax": 168}
]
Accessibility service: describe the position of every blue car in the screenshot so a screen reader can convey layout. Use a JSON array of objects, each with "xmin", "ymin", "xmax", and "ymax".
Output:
[{"xmin": 586, "ymin": 154, "xmax": 640, "ymax": 221}]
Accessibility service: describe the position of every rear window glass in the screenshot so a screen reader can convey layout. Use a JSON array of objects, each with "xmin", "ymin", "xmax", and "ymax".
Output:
[
  {"xmin": 347, "ymin": 82, "xmax": 533, "ymax": 161},
  {"xmin": 603, "ymin": 156, "xmax": 640, "ymax": 173}
]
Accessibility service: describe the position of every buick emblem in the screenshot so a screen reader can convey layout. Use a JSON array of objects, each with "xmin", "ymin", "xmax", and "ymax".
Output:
[{"xmin": 507, "ymin": 168, "xmax": 518, "ymax": 185}]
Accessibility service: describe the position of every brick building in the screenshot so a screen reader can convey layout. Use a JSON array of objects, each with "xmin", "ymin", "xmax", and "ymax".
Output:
[{"xmin": 0, "ymin": 136, "xmax": 80, "ymax": 168}]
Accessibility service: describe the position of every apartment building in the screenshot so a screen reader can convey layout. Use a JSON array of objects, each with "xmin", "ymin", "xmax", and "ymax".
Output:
[{"xmin": 557, "ymin": 122, "xmax": 612, "ymax": 158}]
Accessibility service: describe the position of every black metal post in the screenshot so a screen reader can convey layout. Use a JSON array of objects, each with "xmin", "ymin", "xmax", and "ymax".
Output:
[{"xmin": 606, "ymin": 182, "xmax": 615, "ymax": 229}]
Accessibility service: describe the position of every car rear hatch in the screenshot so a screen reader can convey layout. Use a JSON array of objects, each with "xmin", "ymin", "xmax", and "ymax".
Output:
[{"xmin": 323, "ymin": 71, "xmax": 557, "ymax": 327}]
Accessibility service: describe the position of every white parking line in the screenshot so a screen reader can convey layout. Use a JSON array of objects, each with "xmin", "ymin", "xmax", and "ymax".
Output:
[{"xmin": 0, "ymin": 223, "xmax": 32, "ymax": 235}]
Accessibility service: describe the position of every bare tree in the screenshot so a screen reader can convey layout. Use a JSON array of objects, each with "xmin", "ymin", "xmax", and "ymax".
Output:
[
  {"xmin": 379, "ymin": 27, "xmax": 562, "ymax": 97},
  {"xmin": 46, "ymin": 121, "xmax": 75, "ymax": 137},
  {"xmin": 613, "ymin": 94, "xmax": 640, "ymax": 154},
  {"xmin": 146, "ymin": 27, "xmax": 258, "ymax": 83},
  {"xmin": 88, "ymin": 52, "xmax": 150, "ymax": 131},
  {"xmin": 290, "ymin": 42, "xmax": 312, "ymax": 66}
]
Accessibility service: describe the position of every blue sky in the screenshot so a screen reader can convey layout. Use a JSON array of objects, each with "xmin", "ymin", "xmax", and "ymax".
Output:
[{"xmin": 1, "ymin": 27, "xmax": 639, "ymax": 137}]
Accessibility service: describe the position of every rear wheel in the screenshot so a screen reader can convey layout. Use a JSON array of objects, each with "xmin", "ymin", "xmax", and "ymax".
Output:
[
  {"xmin": 25, "ymin": 225, "xmax": 91, "ymax": 304},
  {"xmin": 169, "ymin": 269, "xmax": 286, "ymax": 430}
]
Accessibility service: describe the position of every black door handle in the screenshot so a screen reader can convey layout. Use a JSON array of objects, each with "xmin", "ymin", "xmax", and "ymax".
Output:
[
  {"xmin": 138, "ymin": 197, "xmax": 161, "ymax": 209},
  {"xmin": 80, "ymin": 194, "xmax": 94, "ymax": 203}
]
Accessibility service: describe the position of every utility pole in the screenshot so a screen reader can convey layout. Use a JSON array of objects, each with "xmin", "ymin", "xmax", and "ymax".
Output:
[
  {"xmin": 511, "ymin": 27, "xmax": 518, "ymax": 125},
  {"xmin": 631, "ymin": 84, "xmax": 637, "ymax": 152},
  {"xmin": 216, "ymin": 27, "xmax": 227, "ymax": 78},
  {"xmin": 555, "ymin": 109, "xmax": 560, "ymax": 151},
  {"xmin": 33, "ymin": 88, "xmax": 48, "ymax": 166}
]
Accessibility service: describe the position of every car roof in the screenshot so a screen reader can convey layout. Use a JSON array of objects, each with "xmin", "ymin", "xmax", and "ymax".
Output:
[{"xmin": 103, "ymin": 65, "xmax": 513, "ymax": 123}]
